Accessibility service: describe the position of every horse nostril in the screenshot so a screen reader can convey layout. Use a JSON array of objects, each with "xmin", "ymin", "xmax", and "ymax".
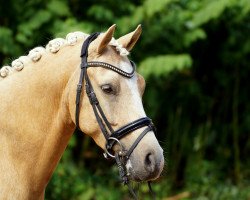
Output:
[
  {"xmin": 145, "ymin": 153, "xmax": 152, "ymax": 165},
  {"xmin": 144, "ymin": 152, "xmax": 155, "ymax": 173}
]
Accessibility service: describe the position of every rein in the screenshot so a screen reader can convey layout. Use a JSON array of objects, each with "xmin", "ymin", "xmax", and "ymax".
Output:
[{"xmin": 75, "ymin": 32, "xmax": 156, "ymax": 199}]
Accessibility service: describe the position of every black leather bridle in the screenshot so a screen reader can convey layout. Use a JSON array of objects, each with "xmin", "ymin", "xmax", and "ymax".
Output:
[{"xmin": 75, "ymin": 32, "xmax": 156, "ymax": 199}]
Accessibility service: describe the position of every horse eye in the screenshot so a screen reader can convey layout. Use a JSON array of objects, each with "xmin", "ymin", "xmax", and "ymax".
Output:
[{"xmin": 101, "ymin": 84, "xmax": 114, "ymax": 94}]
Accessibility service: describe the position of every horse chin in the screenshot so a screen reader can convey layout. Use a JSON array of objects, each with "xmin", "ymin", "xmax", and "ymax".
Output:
[
  {"xmin": 125, "ymin": 158, "xmax": 164, "ymax": 182},
  {"xmin": 127, "ymin": 169, "xmax": 162, "ymax": 183}
]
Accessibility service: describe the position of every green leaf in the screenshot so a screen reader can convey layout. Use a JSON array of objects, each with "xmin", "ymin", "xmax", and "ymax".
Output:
[
  {"xmin": 16, "ymin": 10, "xmax": 52, "ymax": 44},
  {"xmin": 139, "ymin": 54, "xmax": 192, "ymax": 78},
  {"xmin": 47, "ymin": 0, "xmax": 70, "ymax": 17},
  {"xmin": 0, "ymin": 27, "xmax": 20, "ymax": 56},
  {"xmin": 239, "ymin": 0, "xmax": 250, "ymax": 14},
  {"xmin": 51, "ymin": 18, "xmax": 95, "ymax": 37},
  {"xmin": 186, "ymin": 0, "xmax": 236, "ymax": 28},
  {"xmin": 184, "ymin": 28, "xmax": 207, "ymax": 47},
  {"xmin": 118, "ymin": 0, "xmax": 173, "ymax": 33},
  {"xmin": 87, "ymin": 5, "xmax": 114, "ymax": 22}
]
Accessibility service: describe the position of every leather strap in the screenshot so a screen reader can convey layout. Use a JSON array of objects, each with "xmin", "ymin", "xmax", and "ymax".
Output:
[
  {"xmin": 75, "ymin": 32, "xmax": 100, "ymax": 129},
  {"xmin": 110, "ymin": 117, "xmax": 152, "ymax": 140},
  {"xmin": 125, "ymin": 126, "xmax": 152, "ymax": 159},
  {"xmin": 88, "ymin": 60, "xmax": 136, "ymax": 78},
  {"xmin": 85, "ymin": 73, "xmax": 113, "ymax": 140}
]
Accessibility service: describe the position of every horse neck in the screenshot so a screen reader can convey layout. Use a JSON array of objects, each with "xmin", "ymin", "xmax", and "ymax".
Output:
[{"xmin": 0, "ymin": 43, "xmax": 82, "ymax": 198}]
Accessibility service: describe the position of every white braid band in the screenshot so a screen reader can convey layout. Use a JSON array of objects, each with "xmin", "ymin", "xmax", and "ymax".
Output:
[
  {"xmin": 0, "ymin": 66, "xmax": 13, "ymax": 77},
  {"xmin": 46, "ymin": 38, "xmax": 66, "ymax": 53},
  {"xmin": 28, "ymin": 47, "xmax": 45, "ymax": 62},
  {"xmin": 66, "ymin": 32, "xmax": 88, "ymax": 46},
  {"xmin": 12, "ymin": 56, "xmax": 31, "ymax": 71},
  {"xmin": 109, "ymin": 38, "xmax": 129, "ymax": 56}
]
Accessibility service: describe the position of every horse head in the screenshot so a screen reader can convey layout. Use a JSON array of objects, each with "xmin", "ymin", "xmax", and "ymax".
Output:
[{"xmin": 67, "ymin": 25, "xmax": 164, "ymax": 182}]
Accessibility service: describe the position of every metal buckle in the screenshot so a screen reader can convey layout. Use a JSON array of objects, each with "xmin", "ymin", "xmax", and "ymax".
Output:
[{"xmin": 103, "ymin": 137, "xmax": 124, "ymax": 159}]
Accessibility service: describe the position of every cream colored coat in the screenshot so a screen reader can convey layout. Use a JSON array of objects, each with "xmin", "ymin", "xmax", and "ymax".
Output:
[{"xmin": 0, "ymin": 25, "xmax": 164, "ymax": 199}]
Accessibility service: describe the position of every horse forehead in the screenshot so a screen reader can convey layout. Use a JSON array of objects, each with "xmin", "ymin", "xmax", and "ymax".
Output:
[
  {"xmin": 91, "ymin": 47, "xmax": 134, "ymax": 77},
  {"xmin": 119, "ymin": 60, "xmax": 134, "ymax": 74},
  {"xmin": 93, "ymin": 55, "xmax": 138, "ymax": 91},
  {"xmin": 119, "ymin": 60, "xmax": 139, "ymax": 91},
  {"xmin": 119, "ymin": 60, "xmax": 146, "ymax": 115}
]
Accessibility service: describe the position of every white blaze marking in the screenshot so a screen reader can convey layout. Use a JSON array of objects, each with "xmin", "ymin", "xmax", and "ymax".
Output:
[
  {"xmin": 120, "ymin": 61, "xmax": 146, "ymax": 117},
  {"xmin": 126, "ymin": 159, "xmax": 132, "ymax": 170}
]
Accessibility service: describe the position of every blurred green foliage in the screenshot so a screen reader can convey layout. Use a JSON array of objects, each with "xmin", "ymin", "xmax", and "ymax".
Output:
[{"xmin": 1, "ymin": 0, "xmax": 250, "ymax": 199}]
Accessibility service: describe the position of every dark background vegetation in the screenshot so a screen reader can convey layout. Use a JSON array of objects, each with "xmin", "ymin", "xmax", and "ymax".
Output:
[{"xmin": 1, "ymin": 0, "xmax": 250, "ymax": 199}]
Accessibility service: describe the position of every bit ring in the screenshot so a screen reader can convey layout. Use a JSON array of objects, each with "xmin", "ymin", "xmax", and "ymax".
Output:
[{"xmin": 105, "ymin": 137, "xmax": 124, "ymax": 158}]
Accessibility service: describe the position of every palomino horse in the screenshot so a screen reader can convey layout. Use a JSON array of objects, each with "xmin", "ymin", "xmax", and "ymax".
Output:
[{"xmin": 0, "ymin": 24, "xmax": 164, "ymax": 199}]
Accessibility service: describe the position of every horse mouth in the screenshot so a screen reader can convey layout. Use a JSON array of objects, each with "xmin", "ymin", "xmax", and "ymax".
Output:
[{"xmin": 125, "ymin": 158, "xmax": 164, "ymax": 182}]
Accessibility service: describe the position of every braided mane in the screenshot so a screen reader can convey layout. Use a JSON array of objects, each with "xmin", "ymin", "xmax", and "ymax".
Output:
[{"xmin": 0, "ymin": 31, "xmax": 129, "ymax": 80}]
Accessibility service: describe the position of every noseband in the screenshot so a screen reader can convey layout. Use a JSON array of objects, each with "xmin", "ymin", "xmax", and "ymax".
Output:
[{"xmin": 75, "ymin": 33, "xmax": 156, "ymax": 199}]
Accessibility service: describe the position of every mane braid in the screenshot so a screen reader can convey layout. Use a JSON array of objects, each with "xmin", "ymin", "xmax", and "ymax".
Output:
[
  {"xmin": 0, "ymin": 31, "xmax": 88, "ymax": 80},
  {"xmin": 0, "ymin": 31, "xmax": 128, "ymax": 80}
]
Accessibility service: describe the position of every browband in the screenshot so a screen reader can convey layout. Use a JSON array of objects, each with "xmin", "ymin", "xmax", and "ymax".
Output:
[{"xmin": 88, "ymin": 61, "xmax": 135, "ymax": 78}]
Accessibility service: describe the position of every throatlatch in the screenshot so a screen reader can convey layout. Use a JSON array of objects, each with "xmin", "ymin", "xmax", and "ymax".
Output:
[{"xmin": 75, "ymin": 32, "xmax": 157, "ymax": 200}]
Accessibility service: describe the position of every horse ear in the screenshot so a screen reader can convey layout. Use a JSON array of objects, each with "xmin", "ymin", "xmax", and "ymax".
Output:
[
  {"xmin": 97, "ymin": 24, "xmax": 116, "ymax": 54},
  {"xmin": 117, "ymin": 25, "xmax": 142, "ymax": 51}
]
